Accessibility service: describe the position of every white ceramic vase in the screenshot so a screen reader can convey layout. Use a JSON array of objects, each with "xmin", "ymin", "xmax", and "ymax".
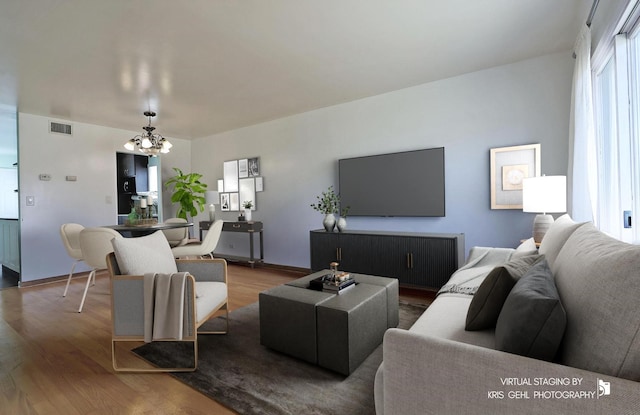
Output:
[
  {"xmin": 244, "ymin": 208, "xmax": 252, "ymax": 222},
  {"xmin": 336, "ymin": 216, "xmax": 347, "ymax": 232},
  {"xmin": 323, "ymin": 214, "xmax": 336, "ymax": 232}
]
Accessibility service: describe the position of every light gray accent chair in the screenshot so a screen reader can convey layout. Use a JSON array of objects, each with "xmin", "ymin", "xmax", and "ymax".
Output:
[
  {"xmin": 107, "ymin": 230, "xmax": 229, "ymax": 372},
  {"xmin": 375, "ymin": 214, "xmax": 640, "ymax": 414}
]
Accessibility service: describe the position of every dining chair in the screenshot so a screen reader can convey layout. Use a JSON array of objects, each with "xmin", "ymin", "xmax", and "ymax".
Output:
[
  {"xmin": 161, "ymin": 217, "xmax": 190, "ymax": 247},
  {"xmin": 60, "ymin": 223, "xmax": 85, "ymax": 297},
  {"xmin": 77, "ymin": 227, "xmax": 123, "ymax": 313},
  {"xmin": 171, "ymin": 220, "xmax": 223, "ymax": 259}
]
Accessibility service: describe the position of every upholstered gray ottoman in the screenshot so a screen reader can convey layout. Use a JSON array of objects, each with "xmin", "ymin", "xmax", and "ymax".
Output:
[
  {"xmin": 261, "ymin": 272, "xmax": 399, "ymax": 375},
  {"xmin": 259, "ymin": 285, "xmax": 334, "ymax": 364},
  {"xmin": 287, "ymin": 270, "xmax": 399, "ymax": 328},
  {"xmin": 316, "ymin": 283, "xmax": 387, "ymax": 375}
]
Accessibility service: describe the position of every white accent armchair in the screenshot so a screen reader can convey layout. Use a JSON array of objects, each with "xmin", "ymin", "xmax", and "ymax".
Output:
[{"xmin": 107, "ymin": 230, "xmax": 229, "ymax": 372}]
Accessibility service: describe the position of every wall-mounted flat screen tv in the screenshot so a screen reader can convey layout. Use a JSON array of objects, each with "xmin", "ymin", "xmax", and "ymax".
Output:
[{"xmin": 338, "ymin": 147, "xmax": 445, "ymax": 217}]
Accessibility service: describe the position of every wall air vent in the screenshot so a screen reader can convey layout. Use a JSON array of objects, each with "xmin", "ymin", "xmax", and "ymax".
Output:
[{"xmin": 49, "ymin": 121, "xmax": 73, "ymax": 135}]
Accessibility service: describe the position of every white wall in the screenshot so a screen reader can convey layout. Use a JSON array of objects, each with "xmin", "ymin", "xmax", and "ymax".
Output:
[
  {"xmin": 18, "ymin": 113, "xmax": 191, "ymax": 282},
  {"xmin": 191, "ymin": 52, "xmax": 574, "ymax": 269}
]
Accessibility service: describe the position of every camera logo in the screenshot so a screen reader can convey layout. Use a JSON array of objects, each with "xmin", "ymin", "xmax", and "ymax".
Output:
[{"xmin": 597, "ymin": 379, "xmax": 611, "ymax": 398}]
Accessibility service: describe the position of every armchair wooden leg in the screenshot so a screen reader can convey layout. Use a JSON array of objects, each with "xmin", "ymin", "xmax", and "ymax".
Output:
[
  {"xmin": 111, "ymin": 339, "xmax": 198, "ymax": 372},
  {"xmin": 199, "ymin": 302, "xmax": 229, "ymax": 335}
]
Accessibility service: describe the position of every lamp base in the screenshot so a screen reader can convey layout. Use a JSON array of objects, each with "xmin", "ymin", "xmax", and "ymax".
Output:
[{"xmin": 532, "ymin": 214, "xmax": 554, "ymax": 244}]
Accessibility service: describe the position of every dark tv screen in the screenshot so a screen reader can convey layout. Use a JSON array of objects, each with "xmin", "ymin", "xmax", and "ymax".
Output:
[{"xmin": 338, "ymin": 147, "xmax": 445, "ymax": 217}]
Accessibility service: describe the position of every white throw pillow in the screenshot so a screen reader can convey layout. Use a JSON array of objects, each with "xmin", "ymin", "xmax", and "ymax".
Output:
[
  {"xmin": 112, "ymin": 230, "xmax": 178, "ymax": 274},
  {"xmin": 511, "ymin": 237, "xmax": 537, "ymax": 259}
]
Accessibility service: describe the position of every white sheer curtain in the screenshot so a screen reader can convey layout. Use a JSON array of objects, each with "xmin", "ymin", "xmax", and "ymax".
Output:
[
  {"xmin": 630, "ymin": 31, "xmax": 640, "ymax": 242},
  {"xmin": 567, "ymin": 24, "xmax": 598, "ymax": 223}
]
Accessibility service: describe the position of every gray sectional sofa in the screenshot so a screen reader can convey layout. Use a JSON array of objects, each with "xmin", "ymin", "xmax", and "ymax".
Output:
[{"xmin": 375, "ymin": 214, "xmax": 640, "ymax": 414}]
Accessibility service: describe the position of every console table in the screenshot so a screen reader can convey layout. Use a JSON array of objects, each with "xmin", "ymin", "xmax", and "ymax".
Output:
[
  {"xmin": 310, "ymin": 229, "xmax": 464, "ymax": 289},
  {"xmin": 200, "ymin": 220, "xmax": 264, "ymax": 267}
]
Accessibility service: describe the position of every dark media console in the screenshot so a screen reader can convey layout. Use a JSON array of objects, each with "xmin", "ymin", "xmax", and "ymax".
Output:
[{"xmin": 310, "ymin": 229, "xmax": 464, "ymax": 290}]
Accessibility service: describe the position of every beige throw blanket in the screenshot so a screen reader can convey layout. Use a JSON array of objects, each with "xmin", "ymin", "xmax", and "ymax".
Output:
[{"xmin": 143, "ymin": 272, "xmax": 190, "ymax": 343}]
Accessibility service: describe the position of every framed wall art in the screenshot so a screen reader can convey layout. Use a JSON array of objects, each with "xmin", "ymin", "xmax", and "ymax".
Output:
[
  {"xmin": 220, "ymin": 193, "xmax": 230, "ymax": 211},
  {"xmin": 490, "ymin": 143, "xmax": 541, "ymax": 209},
  {"xmin": 218, "ymin": 157, "xmax": 263, "ymax": 211}
]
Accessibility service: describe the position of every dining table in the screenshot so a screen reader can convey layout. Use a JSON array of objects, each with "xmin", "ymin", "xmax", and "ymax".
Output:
[{"xmin": 103, "ymin": 221, "xmax": 193, "ymax": 237}]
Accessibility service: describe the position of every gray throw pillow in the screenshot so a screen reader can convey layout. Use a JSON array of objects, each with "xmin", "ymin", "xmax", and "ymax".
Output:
[
  {"xmin": 495, "ymin": 259, "xmax": 566, "ymax": 361},
  {"xmin": 465, "ymin": 254, "xmax": 542, "ymax": 331}
]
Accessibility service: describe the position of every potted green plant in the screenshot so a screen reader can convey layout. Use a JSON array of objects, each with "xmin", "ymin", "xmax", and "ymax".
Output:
[
  {"xmin": 311, "ymin": 186, "xmax": 339, "ymax": 232},
  {"xmin": 243, "ymin": 200, "xmax": 253, "ymax": 221},
  {"xmin": 165, "ymin": 167, "xmax": 208, "ymax": 221}
]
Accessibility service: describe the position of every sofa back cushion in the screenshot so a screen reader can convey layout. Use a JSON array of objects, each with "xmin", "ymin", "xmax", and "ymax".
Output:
[
  {"xmin": 538, "ymin": 214, "xmax": 585, "ymax": 271},
  {"xmin": 554, "ymin": 223, "xmax": 640, "ymax": 381}
]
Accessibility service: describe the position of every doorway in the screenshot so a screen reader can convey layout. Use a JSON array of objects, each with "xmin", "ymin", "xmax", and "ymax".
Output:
[{"xmin": 0, "ymin": 106, "xmax": 19, "ymax": 289}]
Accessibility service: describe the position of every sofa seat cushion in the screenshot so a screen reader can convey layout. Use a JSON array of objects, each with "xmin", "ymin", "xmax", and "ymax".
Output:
[
  {"xmin": 194, "ymin": 281, "xmax": 227, "ymax": 325},
  {"xmin": 495, "ymin": 259, "xmax": 566, "ymax": 361},
  {"xmin": 465, "ymin": 254, "xmax": 543, "ymax": 331},
  {"xmin": 410, "ymin": 295, "xmax": 495, "ymax": 350},
  {"xmin": 554, "ymin": 223, "xmax": 640, "ymax": 381}
]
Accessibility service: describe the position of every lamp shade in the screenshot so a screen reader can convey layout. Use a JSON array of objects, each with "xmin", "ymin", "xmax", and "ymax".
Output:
[
  {"xmin": 205, "ymin": 191, "xmax": 219, "ymax": 205},
  {"xmin": 522, "ymin": 176, "xmax": 567, "ymax": 213}
]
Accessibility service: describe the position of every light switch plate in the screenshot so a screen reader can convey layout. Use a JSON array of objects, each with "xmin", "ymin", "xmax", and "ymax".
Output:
[
  {"xmin": 39, "ymin": 173, "xmax": 51, "ymax": 181},
  {"xmin": 26, "ymin": 196, "xmax": 35, "ymax": 206}
]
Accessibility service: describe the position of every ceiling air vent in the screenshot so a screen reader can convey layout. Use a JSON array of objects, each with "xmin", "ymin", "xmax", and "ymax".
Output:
[{"xmin": 49, "ymin": 121, "xmax": 73, "ymax": 135}]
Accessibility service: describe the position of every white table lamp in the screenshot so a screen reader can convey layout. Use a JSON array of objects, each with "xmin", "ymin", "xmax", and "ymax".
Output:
[
  {"xmin": 522, "ymin": 175, "xmax": 567, "ymax": 243},
  {"xmin": 205, "ymin": 190, "xmax": 219, "ymax": 222}
]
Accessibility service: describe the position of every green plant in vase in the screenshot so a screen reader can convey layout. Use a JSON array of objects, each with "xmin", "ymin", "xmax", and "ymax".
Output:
[
  {"xmin": 165, "ymin": 167, "xmax": 208, "ymax": 221},
  {"xmin": 311, "ymin": 186, "xmax": 339, "ymax": 232}
]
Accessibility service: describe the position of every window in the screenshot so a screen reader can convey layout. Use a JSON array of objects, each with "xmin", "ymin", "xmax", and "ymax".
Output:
[{"xmin": 591, "ymin": 5, "xmax": 640, "ymax": 243}]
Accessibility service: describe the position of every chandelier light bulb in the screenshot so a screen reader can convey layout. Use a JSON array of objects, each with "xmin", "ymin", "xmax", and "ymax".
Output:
[{"xmin": 141, "ymin": 137, "xmax": 152, "ymax": 148}]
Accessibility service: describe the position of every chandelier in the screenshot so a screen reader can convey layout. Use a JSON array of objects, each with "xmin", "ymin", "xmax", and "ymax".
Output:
[{"xmin": 124, "ymin": 111, "xmax": 172, "ymax": 156}]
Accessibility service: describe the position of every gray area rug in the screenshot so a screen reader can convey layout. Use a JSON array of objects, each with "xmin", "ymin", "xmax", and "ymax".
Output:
[{"xmin": 134, "ymin": 301, "xmax": 429, "ymax": 415}]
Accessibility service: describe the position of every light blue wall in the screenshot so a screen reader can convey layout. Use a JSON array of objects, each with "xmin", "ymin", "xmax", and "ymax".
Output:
[{"xmin": 191, "ymin": 52, "xmax": 574, "ymax": 269}]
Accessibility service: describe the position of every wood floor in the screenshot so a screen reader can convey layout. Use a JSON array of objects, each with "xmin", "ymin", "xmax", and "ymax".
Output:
[{"xmin": 0, "ymin": 264, "xmax": 434, "ymax": 414}]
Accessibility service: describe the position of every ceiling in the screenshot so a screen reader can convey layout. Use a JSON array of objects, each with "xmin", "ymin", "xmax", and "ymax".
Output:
[{"xmin": 0, "ymin": 0, "xmax": 590, "ymax": 140}]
